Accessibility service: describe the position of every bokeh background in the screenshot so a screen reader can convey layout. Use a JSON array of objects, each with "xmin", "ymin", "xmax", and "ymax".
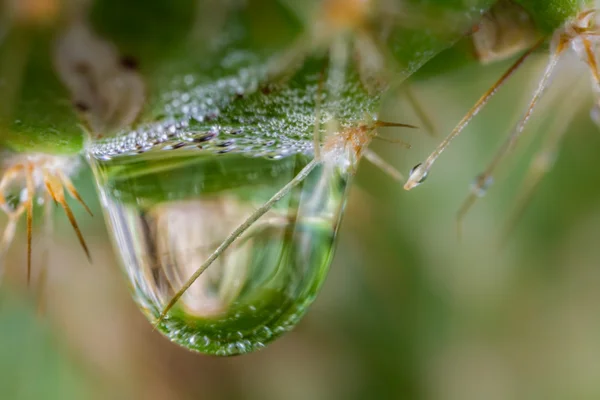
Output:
[{"xmin": 3, "ymin": 42, "xmax": 600, "ymax": 400}]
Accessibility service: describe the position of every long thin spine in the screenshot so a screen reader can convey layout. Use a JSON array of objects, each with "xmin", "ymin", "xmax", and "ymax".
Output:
[
  {"xmin": 373, "ymin": 136, "xmax": 411, "ymax": 146},
  {"xmin": 36, "ymin": 191, "xmax": 54, "ymax": 315},
  {"xmin": 58, "ymin": 169, "xmax": 93, "ymax": 216},
  {"xmin": 363, "ymin": 148, "xmax": 405, "ymax": 182},
  {"xmin": 500, "ymin": 77, "xmax": 585, "ymax": 246},
  {"xmin": 44, "ymin": 172, "xmax": 91, "ymax": 262},
  {"xmin": 497, "ymin": 155, "xmax": 549, "ymax": 247},
  {"xmin": 403, "ymin": 83, "xmax": 437, "ymax": 136},
  {"xmin": 44, "ymin": 177, "xmax": 58, "ymax": 205},
  {"xmin": 456, "ymin": 43, "xmax": 566, "ymax": 231},
  {"xmin": 155, "ymin": 159, "xmax": 319, "ymax": 326},
  {"xmin": 375, "ymin": 121, "xmax": 418, "ymax": 129},
  {"xmin": 0, "ymin": 218, "xmax": 18, "ymax": 284},
  {"xmin": 404, "ymin": 40, "xmax": 544, "ymax": 190},
  {"xmin": 25, "ymin": 163, "xmax": 34, "ymax": 284},
  {"xmin": 582, "ymin": 37, "xmax": 600, "ymax": 86},
  {"xmin": 59, "ymin": 196, "xmax": 91, "ymax": 262}
]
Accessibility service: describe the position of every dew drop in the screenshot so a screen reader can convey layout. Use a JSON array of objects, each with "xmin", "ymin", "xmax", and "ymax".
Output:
[
  {"xmin": 472, "ymin": 174, "xmax": 494, "ymax": 197},
  {"xmin": 90, "ymin": 143, "xmax": 350, "ymax": 356},
  {"xmin": 408, "ymin": 163, "xmax": 428, "ymax": 186}
]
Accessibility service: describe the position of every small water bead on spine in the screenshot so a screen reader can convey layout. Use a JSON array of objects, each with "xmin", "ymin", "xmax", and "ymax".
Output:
[{"xmin": 404, "ymin": 0, "xmax": 600, "ymax": 229}]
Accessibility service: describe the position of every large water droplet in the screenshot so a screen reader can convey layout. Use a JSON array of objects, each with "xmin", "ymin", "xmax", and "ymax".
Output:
[{"xmin": 89, "ymin": 143, "xmax": 350, "ymax": 355}]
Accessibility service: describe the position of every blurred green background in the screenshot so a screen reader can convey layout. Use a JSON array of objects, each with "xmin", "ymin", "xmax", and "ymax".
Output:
[{"xmin": 3, "ymin": 29, "xmax": 600, "ymax": 400}]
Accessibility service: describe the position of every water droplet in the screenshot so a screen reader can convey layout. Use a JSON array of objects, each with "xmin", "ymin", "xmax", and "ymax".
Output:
[
  {"xmin": 408, "ymin": 163, "xmax": 428, "ymax": 186},
  {"xmin": 90, "ymin": 143, "xmax": 350, "ymax": 356},
  {"xmin": 472, "ymin": 174, "xmax": 494, "ymax": 197}
]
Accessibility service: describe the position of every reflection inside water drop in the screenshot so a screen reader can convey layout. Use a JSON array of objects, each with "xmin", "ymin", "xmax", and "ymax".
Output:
[{"xmin": 90, "ymin": 144, "xmax": 350, "ymax": 355}]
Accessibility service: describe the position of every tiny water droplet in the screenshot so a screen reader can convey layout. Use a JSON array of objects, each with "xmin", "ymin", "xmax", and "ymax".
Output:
[
  {"xmin": 90, "ymin": 142, "xmax": 350, "ymax": 356},
  {"xmin": 408, "ymin": 163, "xmax": 428, "ymax": 185},
  {"xmin": 472, "ymin": 174, "xmax": 494, "ymax": 197}
]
